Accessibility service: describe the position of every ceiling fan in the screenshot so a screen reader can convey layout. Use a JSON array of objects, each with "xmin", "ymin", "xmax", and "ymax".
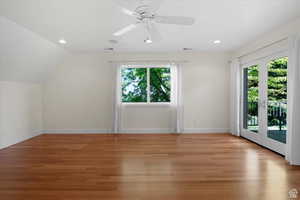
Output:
[{"xmin": 113, "ymin": 0, "xmax": 195, "ymax": 43}]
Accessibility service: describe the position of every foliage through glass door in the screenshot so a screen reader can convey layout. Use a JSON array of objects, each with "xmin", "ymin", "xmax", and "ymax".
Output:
[
  {"xmin": 267, "ymin": 57, "xmax": 288, "ymax": 144},
  {"xmin": 243, "ymin": 65, "xmax": 259, "ymax": 133}
]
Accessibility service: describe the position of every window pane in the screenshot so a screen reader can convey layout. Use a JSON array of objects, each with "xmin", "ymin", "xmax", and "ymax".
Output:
[
  {"xmin": 150, "ymin": 68, "xmax": 171, "ymax": 102},
  {"xmin": 267, "ymin": 57, "xmax": 288, "ymax": 144},
  {"xmin": 121, "ymin": 68, "xmax": 147, "ymax": 102},
  {"xmin": 243, "ymin": 65, "xmax": 259, "ymax": 133}
]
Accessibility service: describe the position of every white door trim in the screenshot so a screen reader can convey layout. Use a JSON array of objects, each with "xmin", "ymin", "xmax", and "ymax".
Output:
[{"xmin": 240, "ymin": 50, "xmax": 288, "ymax": 155}]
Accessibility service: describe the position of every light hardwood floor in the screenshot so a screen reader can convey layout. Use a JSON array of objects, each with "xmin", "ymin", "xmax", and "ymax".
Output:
[{"xmin": 0, "ymin": 134, "xmax": 300, "ymax": 200}]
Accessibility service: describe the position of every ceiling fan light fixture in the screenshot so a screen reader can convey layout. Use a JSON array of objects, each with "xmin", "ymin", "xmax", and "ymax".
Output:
[
  {"xmin": 144, "ymin": 38, "xmax": 153, "ymax": 44},
  {"xmin": 58, "ymin": 39, "xmax": 67, "ymax": 44}
]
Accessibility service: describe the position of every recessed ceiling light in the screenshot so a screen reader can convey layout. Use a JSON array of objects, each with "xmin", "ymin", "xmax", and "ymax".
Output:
[
  {"xmin": 214, "ymin": 40, "xmax": 221, "ymax": 44},
  {"xmin": 144, "ymin": 38, "xmax": 153, "ymax": 44},
  {"xmin": 59, "ymin": 39, "xmax": 67, "ymax": 44}
]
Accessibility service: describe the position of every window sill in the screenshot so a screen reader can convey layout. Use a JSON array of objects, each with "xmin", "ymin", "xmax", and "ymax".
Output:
[{"xmin": 121, "ymin": 102, "xmax": 172, "ymax": 107}]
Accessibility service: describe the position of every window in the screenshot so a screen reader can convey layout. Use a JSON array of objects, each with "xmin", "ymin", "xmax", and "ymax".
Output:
[{"xmin": 121, "ymin": 66, "xmax": 171, "ymax": 103}]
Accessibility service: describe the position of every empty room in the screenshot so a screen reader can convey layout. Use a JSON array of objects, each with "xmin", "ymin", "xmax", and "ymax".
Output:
[{"xmin": 1, "ymin": 0, "xmax": 300, "ymax": 199}]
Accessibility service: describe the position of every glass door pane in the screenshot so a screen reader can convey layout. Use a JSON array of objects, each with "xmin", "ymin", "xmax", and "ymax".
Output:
[
  {"xmin": 243, "ymin": 65, "xmax": 259, "ymax": 133},
  {"xmin": 267, "ymin": 57, "xmax": 288, "ymax": 144}
]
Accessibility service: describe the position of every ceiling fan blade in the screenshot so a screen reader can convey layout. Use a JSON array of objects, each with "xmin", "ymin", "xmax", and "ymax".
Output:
[
  {"xmin": 155, "ymin": 16, "xmax": 195, "ymax": 25},
  {"xmin": 147, "ymin": 23, "xmax": 162, "ymax": 41},
  {"xmin": 113, "ymin": 24, "xmax": 139, "ymax": 36},
  {"xmin": 121, "ymin": 8, "xmax": 137, "ymax": 16}
]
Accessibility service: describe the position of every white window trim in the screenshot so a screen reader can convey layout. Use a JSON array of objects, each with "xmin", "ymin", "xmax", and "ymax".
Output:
[{"xmin": 120, "ymin": 64, "xmax": 172, "ymax": 105}]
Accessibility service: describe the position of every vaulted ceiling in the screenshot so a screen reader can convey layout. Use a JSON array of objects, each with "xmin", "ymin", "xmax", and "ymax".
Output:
[
  {"xmin": 0, "ymin": 0, "xmax": 300, "ymax": 52},
  {"xmin": 0, "ymin": 17, "xmax": 66, "ymax": 82}
]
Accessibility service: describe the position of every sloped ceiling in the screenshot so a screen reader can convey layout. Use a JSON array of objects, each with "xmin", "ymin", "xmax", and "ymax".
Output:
[
  {"xmin": 0, "ymin": 0, "xmax": 300, "ymax": 52},
  {"xmin": 0, "ymin": 17, "xmax": 67, "ymax": 82}
]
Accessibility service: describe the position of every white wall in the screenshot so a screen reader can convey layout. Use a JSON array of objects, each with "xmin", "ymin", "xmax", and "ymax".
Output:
[
  {"xmin": 0, "ymin": 17, "xmax": 66, "ymax": 148},
  {"xmin": 121, "ymin": 105, "xmax": 172, "ymax": 133},
  {"xmin": 43, "ymin": 54, "xmax": 114, "ymax": 133},
  {"xmin": 43, "ymin": 52, "xmax": 231, "ymax": 133},
  {"xmin": 0, "ymin": 15, "xmax": 231, "ymax": 137},
  {"xmin": 0, "ymin": 82, "xmax": 42, "ymax": 149}
]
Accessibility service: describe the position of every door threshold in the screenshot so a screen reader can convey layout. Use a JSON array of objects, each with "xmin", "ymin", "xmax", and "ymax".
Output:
[{"xmin": 241, "ymin": 136, "xmax": 285, "ymax": 157}]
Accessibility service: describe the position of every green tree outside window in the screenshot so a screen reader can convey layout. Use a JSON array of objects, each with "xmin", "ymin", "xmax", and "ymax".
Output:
[{"xmin": 121, "ymin": 67, "xmax": 171, "ymax": 103}]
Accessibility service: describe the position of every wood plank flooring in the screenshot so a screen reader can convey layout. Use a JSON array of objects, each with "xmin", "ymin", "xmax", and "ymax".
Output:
[{"xmin": 0, "ymin": 134, "xmax": 300, "ymax": 200}]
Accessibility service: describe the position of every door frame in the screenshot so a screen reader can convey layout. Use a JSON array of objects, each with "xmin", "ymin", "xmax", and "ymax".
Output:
[
  {"xmin": 240, "ymin": 50, "xmax": 288, "ymax": 155},
  {"xmin": 260, "ymin": 50, "xmax": 288, "ymax": 155},
  {"xmin": 240, "ymin": 60, "xmax": 263, "ymax": 145}
]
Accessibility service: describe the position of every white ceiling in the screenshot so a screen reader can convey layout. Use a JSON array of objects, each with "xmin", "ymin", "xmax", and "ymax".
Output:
[
  {"xmin": 0, "ymin": 0, "xmax": 300, "ymax": 52},
  {"xmin": 0, "ymin": 17, "xmax": 66, "ymax": 82}
]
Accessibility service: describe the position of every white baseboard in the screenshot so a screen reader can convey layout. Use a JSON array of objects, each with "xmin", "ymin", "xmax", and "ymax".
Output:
[
  {"xmin": 42, "ymin": 128, "xmax": 230, "ymax": 134},
  {"xmin": 42, "ymin": 129, "xmax": 112, "ymax": 134},
  {"xmin": 0, "ymin": 130, "xmax": 42, "ymax": 150},
  {"xmin": 119, "ymin": 128, "xmax": 175, "ymax": 134},
  {"xmin": 291, "ymin": 161, "xmax": 300, "ymax": 166},
  {"xmin": 183, "ymin": 128, "xmax": 230, "ymax": 134},
  {"xmin": 43, "ymin": 129, "xmax": 175, "ymax": 134},
  {"xmin": 0, "ymin": 128, "xmax": 231, "ymax": 149}
]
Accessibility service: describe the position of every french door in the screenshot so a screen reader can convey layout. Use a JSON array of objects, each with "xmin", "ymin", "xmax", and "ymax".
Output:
[{"xmin": 241, "ymin": 52, "xmax": 288, "ymax": 155}]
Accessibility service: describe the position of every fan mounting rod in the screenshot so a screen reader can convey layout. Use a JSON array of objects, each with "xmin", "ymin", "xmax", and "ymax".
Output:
[{"xmin": 135, "ymin": 5, "xmax": 155, "ymax": 21}]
